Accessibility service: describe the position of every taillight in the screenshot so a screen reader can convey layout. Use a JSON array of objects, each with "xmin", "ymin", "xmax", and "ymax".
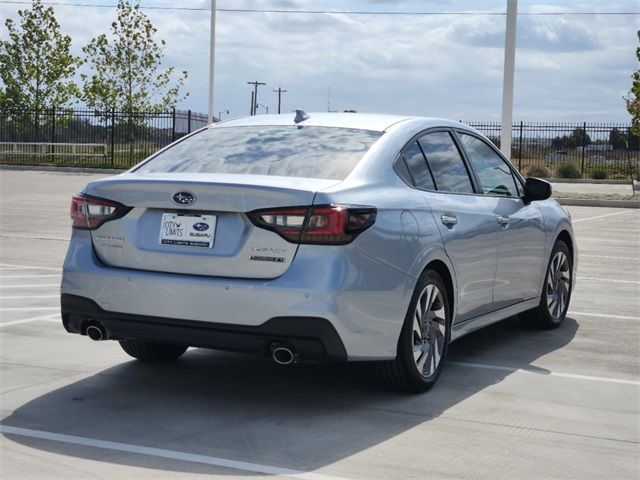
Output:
[
  {"xmin": 248, "ymin": 205, "xmax": 376, "ymax": 245},
  {"xmin": 71, "ymin": 194, "xmax": 130, "ymax": 230}
]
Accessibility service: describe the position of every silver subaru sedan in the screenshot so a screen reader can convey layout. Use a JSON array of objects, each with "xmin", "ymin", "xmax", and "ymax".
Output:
[{"xmin": 61, "ymin": 112, "xmax": 577, "ymax": 392}]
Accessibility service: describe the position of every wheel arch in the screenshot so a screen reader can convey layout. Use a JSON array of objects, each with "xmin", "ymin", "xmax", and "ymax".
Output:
[
  {"xmin": 556, "ymin": 229, "xmax": 574, "ymax": 259},
  {"xmin": 424, "ymin": 259, "xmax": 455, "ymax": 322}
]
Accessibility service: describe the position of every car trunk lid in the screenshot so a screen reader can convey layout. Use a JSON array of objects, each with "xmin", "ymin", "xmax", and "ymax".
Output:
[{"xmin": 84, "ymin": 172, "xmax": 341, "ymax": 279}]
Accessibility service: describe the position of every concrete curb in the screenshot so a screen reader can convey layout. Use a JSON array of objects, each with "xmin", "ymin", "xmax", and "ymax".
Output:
[
  {"xmin": 1, "ymin": 164, "xmax": 125, "ymax": 174},
  {"xmin": 557, "ymin": 198, "xmax": 640, "ymax": 209},
  {"xmin": 548, "ymin": 178, "xmax": 633, "ymax": 185}
]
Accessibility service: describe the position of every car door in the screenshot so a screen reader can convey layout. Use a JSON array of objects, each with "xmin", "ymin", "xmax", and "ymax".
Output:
[
  {"xmin": 403, "ymin": 131, "xmax": 498, "ymax": 323},
  {"xmin": 456, "ymin": 131, "xmax": 547, "ymax": 308}
]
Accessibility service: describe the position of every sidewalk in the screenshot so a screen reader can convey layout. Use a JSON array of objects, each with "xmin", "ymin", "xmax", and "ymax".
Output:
[{"xmin": 550, "ymin": 181, "xmax": 635, "ymax": 195}]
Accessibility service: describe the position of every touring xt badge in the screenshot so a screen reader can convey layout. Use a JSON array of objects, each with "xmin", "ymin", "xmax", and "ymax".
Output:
[{"xmin": 250, "ymin": 247, "xmax": 287, "ymax": 263}]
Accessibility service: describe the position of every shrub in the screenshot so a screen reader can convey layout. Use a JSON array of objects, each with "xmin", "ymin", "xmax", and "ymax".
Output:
[
  {"xmin": 590, "ymin": 168, "xmax": 608, "ymax": 180},
  {"xmin": 526, "ymin": 165, "xmax": 551, "ymax": 178},
  {"xmin": 555, "ymin": 162, "xmax": 582, "ymax": 179}
]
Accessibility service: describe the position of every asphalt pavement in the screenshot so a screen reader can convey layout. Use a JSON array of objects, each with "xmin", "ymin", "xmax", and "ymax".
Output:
[{"xmin": 1, "ymin": 170, "xmax": 639, "ymax": 480}]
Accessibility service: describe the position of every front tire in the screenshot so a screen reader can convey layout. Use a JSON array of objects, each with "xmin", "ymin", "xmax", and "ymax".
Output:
[
  {"xmin": 377, "ymin": 269, "xmax": 451, "ymax": 393},
  {"xmin": 522, "ymin": 240, "xmax": 573, "ymax": 329},
  {"xmin": 119, "ymin": 339, "xmax": 188, "ymax": 362}
]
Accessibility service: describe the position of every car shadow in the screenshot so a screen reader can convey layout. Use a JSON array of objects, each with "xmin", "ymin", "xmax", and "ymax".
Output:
[{"xmin": 1, "ymin": 315, "xmax": 578, "ymax": 475}]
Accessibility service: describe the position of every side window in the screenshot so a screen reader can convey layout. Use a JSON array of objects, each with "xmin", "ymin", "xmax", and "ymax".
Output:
[
  {"xmin": 402, "ymin": 142, "xmax": 435, "ymax": 190},
  {"xmin": 458, "ymin": 133, "xmax": 518, "ymax": 197},
  {"xmin": 418, "ymin": 132, "xmax": 474, "ymax": 193}
]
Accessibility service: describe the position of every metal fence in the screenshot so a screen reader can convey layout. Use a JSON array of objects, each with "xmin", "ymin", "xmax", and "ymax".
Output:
[
  {"xmin": 466, "ymin": 121, "xmax": 639, "ymax": 180},
  {"xmin": 0, "ymin": 108, "xmax": 208, "ymax": 168},
  {"xmin": 0, "ymin": 109, "xmax": 638, "ymax": 179}
]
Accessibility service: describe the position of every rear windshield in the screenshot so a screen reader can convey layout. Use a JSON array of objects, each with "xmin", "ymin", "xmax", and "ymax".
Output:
[{"xmin": 135, "ymin": 126, "xmax": 383, "ymax": 180}]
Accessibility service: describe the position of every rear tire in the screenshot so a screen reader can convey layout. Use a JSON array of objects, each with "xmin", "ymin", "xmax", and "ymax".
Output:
[
  {"xmin": 119, "ymin": 339, "xmax": 188, "ymax": 362},
  {"xmin": 521, "ymin": 240, "xmax": 572, "ymax": 329},
  {"xmin": 376, "ymin": 269, "xmax": 451, "ymax": 393}
]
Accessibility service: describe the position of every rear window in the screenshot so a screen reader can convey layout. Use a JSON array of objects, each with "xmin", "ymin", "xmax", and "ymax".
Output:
[{"xmin": 135, "ymin": 126, "xmax": 383, "ymax": 180}]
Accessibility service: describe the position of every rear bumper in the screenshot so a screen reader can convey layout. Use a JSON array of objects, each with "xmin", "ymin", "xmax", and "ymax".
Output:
[
  {"xmin": 62, "ymin": 294, "xmax": 347, "ymax": 361},
  {"xmin": 61, "ymin": 229, "xmax": 416, "ymax": 360}
]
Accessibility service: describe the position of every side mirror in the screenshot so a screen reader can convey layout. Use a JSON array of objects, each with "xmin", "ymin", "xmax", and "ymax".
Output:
[{"xmin": 524, "ymin": 177, "xmax": 552, "ymax": 203}]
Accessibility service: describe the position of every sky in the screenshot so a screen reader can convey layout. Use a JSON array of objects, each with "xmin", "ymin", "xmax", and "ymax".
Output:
[{"xmin": 0, "ymin": 0, "xmax": 638, "ymax": 122}]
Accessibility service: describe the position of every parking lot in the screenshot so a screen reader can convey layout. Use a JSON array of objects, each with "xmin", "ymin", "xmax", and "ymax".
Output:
[{"xmin": 0, "ymin": 169, "xmax": 638, "ymax": 480}]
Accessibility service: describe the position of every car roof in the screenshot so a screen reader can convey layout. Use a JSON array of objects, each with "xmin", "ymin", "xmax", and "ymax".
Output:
[{"xmin": 212, "ymin": 112, "xmax": 462, "ymax": 133}]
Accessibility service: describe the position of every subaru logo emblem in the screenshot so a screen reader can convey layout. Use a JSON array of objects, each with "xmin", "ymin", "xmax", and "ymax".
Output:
[
  {"xmin": 173, "ymin": 192, "xmax": 195, "ymax": 205},
  {"xmin": 193, "ymin": 222, "xmax": 209, "ymax": 232}
]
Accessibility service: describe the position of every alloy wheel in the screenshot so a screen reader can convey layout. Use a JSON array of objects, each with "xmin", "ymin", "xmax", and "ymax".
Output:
[
  {"xmin": 545, "ymin": 251, "xmax": 571, "ymax": 320},
  {"xmin": 412, "ymin": 284, "xmax": 447, "ymax": 377}
]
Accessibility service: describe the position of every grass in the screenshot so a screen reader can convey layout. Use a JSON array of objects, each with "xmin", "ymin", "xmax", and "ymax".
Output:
[{"xmin": 553, "ymin": 191, "xmax": 638, "ymax": 201}]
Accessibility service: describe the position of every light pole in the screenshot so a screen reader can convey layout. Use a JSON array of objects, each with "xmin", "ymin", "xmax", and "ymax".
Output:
[
  {"xmin": 500, "ymin": 0, "xmax": 517, "ymax": 159},
  {"xmin": 217, "ymin": 110, "xmax": 229, "ymax": 120},
  {"xmin": 207, "ymin": 0, "xmax": 217, "ymax": 124}
]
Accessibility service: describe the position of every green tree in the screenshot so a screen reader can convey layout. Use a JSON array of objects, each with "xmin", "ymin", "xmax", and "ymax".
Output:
[
  {"xmin": 551, "ymin": 127, "xmax": 591, "ymax": 150},
  {"xmin": 0, "ymin": 0, "xmax": 80, "ymax": 110},
  {"xmin": 609, "ymin": 127, "xmax": 627, "ymax": 150},
  {"xmin": 81, "ymin": 0, "xmax": 188, "ymax": 114},
  {"xmin": 626, "ymin": 30, "xmax": 640, "ymax": 135}
]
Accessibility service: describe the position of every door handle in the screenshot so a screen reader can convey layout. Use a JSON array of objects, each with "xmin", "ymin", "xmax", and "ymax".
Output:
[
  {"xmin": 497, "ymin": 215, "xmax": 510, "ymax": 226},
  {"xmin": 441, "ymin": 215, "xmax": 457, "ymax": 227}
]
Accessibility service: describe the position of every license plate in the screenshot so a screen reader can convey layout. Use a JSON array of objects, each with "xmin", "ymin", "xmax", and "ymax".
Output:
[{"xmin": 159, "ymin": 213, "xmax": 216, "ymax": 248}]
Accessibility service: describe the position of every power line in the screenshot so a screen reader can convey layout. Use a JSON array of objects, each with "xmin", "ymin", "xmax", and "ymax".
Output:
[{"xmin": 0, "ymin": 1, "xmax": 638, "ymax": 15}]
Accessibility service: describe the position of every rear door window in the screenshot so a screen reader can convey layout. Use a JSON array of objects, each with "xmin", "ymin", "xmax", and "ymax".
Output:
[
  {"xmin": 418, "ymin": 132, "xmax": 474, "ymax": 193},
  {"xmin": 458, "ymin": 133, "xmax": 519, "ymax": 197},
  {"xmin": 402, "ymin": 142, "xmax": 435, "ymax": 190}
]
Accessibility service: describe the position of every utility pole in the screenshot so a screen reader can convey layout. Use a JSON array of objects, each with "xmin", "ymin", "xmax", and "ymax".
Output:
[
  {"xmin": 247, "ymin": 81, "xmax": 266, "ymax": 115},
  {"xmin": 250, "ymin": 91, "xmax": 254, "ymax": 115},
  {"xmin": 500, "ymin": 0, "xmax": 517, "ymax": 159},
  {"xmin": 273, "ymin": 87, "xmax": 287, "ymax": 114},
  {"xmin": 207, "ymin": 0, "xmax": 216, "ymax": 124}
]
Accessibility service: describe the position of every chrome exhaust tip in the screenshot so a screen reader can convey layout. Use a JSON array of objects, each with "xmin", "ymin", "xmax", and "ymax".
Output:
[
  {"xmin": 271, "ymin": 344, "xmax": 296, "ymax": 365},
  {"xmin": 86, "ymin": 324, "xmax": 105, "ymax": 341}
]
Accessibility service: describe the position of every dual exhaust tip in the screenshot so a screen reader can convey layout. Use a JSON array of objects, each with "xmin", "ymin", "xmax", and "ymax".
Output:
[
  {"xmin": 85, "ymin": 323, "xmax": 106, "ymax": 341},
  {"xmin": 270, "ymin": 344, "xmax": 297, "ymax": 365},
  {"xmin": 86, "ymin": 323, "xmax": 298, "ymax": 365}
]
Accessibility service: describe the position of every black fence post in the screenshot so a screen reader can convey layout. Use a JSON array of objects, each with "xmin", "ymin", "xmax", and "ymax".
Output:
[
  {"xmin": 518, "ymin": 120, "xmax": 523, "ymax": 171},
  {"xmin": 580, "ymin": 121, "xmax": 587, "ymax": 177},
  {"xmin": 187, "ymin": 109, "xmax": 191, "ymax": 134},
  {"xmin": 50, "ymin": 107, "xmax": 56, "ymax": 163},
  {"xmin": 171, "ymin": 108, "xmax": 176, "ymax": 142},
  {"xmin": 110, "ymin": 109, "xmax": 115, "ymax": 166}
]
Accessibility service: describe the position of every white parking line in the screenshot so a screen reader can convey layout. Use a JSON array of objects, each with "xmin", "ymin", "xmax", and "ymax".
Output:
[
  {"xmin": 0, "ymin": 263, "xmax": 62, "ymax": 271},
  {"xmin": 577, "ymin": 276, "xmax": 640, "ymax": 285},
  {"xmin": 580, "ymin": 255, "xmax": 640, "ymax": 261},
  {"xmin": 0, "ymin": 274, "xmax": 60, "ymax": 279},
  {"xmin": 0, "ymin": 284, "xmax": 59, "ymax": 289},
  {"xmin": 449, "ymin": 361, "xmax": 640, "ymax": 386},
  {"xmin": 572, "ymin": 210, "xmax": 637, "ymax": 223},
  {"xmin": 0, "ymin": 314, "xmax": 59, "ymax": 328},
  {"xmin": 568, "ymin": 311, "xmax": 640, "ymax": 321},
  {"xmin": 0, "ymin": 307, "xmax": 60, "ymax": 312},
  {"xmin": 0, "ymin": 425, "xmax": 351, "ymax": 480},
  {"xmin": 0, "ymin": 234, "xmax": 68, "ymax": 241},
  {"xmin": 577, "ymin": 239, "xmax": 639, "ymax": 245},
  {"xmin": 0, "ymin": 295, "xmax": 59, "ymax": 299}
]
